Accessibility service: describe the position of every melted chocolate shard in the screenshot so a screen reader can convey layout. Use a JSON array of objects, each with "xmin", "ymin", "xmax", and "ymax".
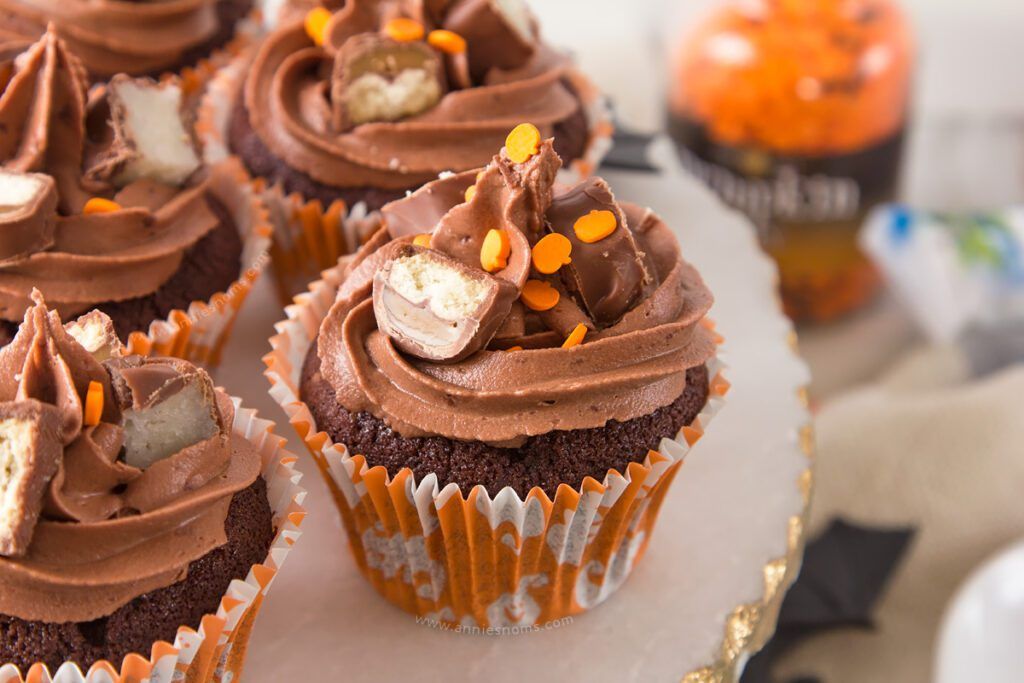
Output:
[
  {"xmin": 0, "ymin": 399, "xmax": 63, "ymax": 557},
  {"xmin": 443, "ymin": 0, "xmax": 537, "ymax": 81},
  {"xmin": 85, "ymin": 76, "xmax": 201, "ymax": 188},
  {"xmin": 104, "ymin": 357, "xmax": 223, "ymax": 469},
  {"xmin": 546, "ymin": 177, "xmax": 650, "ymax": 327},
  {"xmin": 0, "ymin": 170, "xmax": 57, "ymax": 264},
  {"xmin": 65, "ymin": 310, "xmax": 125, "ymax": 362},
  {"xmin": 373, "ymin": 243, "xmax": 517, "ymax": 362},
  {"xmin": 332, "ymin": 34, "xmax": 445, "ymax": 130}
]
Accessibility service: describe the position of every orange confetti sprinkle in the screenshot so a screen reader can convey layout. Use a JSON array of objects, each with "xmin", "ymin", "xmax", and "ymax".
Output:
[
  {"xmin": 304, "ymin": 7, "xmax": 332, "ymax": 46},
  {"xmin": 428, "ymin": 29, "xmax": 467, "ymax": 54},
  {"xmin": 83, "ymin": 198, "xmax": 122, "ymax": 214},
  {"xmin": 505, "ymin": 123, "xmax": 541, "ymax": 163},
  {"xmin": 520, "ymin": 279, "xmax": 559, "ymax": 311},
  {"xmin": 531, "ymin": 233, "xmax": 572, "ymax": 274},
  {"xmin": 413, "ymin": 233, "xmax": 432, "ymax": 248},
  {"xmin": 384, "ymin": 17, "xmax": 425, "ymax": 43},
  {"xmin": 562, "ymin": 323, "xmax": 588, "ymax": 348},
  {"xmin": 480, "ymin": 229, "xmax": 510, "ymax": 272},
  {"xmin": 464, "ymin": 184, "xmax": 477, "ymax": 202},
  {"xmin": 505, "ymin": 345, "xmax": 524, "ymax": 352},
  {"xmin": 573, "ymin": 209, "xmax": 617, "ymax": 243},
  {"xmin": 84, "ymin": 381, "xmax": 103, "ymax": 426}
]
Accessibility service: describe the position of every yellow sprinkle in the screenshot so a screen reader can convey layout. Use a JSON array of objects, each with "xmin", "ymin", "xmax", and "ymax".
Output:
[
  {"xmin": 464, "ymin": 184, "xmax": 477, "ymax": 202},
  {"xmin": 304, "ymin": 7, "xmax": 332, "ymax": 46},
  {"xmin": 83, "ymin": 198, "xmax": 122, "ymax": 214},
  {"xmin": 413, "ymin": 233, "xmax": 433, "ymax": 248},
  {"xmin": 505, "ymin": 123, "xmax": 541, "ymax": 163},
  {"xmin": 384, "ymin": 17, "xmax": 425, "ymax": 42}
]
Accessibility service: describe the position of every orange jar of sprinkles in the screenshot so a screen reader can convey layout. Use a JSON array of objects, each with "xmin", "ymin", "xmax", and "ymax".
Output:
[{"xmin": 669, "ymin": 0, "xmax": 913, "ymax": 322}]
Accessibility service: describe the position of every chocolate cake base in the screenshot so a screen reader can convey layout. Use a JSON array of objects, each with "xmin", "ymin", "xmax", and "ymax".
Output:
[
  {"xmin": 0, "ymin": 193, "xmax": 243, "ymax": 347},
  {"xmin": 300, "ymin": 340, "xmax": 710, "ymax": 498},
  {"xmin": 0, "ymin": 477, "xmax": 274, "ymax": 674},
  {"xmin": 228, "ymin": 81, "xmax": 592, "ymax": 214}
]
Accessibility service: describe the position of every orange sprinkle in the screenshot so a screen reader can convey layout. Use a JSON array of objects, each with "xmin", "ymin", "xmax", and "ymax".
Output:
[
  {"xmin": 573, "ymin": 209, "xmax": 617, "ymax": 243},
  {"xmin": 384, "ymin": 17, "xmax": 425, "ymax": 42},
  {"xmin": 480, "ymin": 229, "xmax": 510, "ymax": 272},
  {"xmin": 531, "ymin": 233, "xmax": 572, "ymax": 274},
  {"xmin": 505, "ymin": 123, "xmax": 541, "ymax": 163},
  {"xmin": 83, "ymin": 198, "xmax": 122, "ymax": 215},
  {"xmin": 506, "ymin": 345, "xmax": 523, "ymax": 352},
  {"xmin": 428, "ymin": 29, "xmax": 466, "ymax": 54},
  {"xmin": 562, "ymin": 323, "xmax": 588, "ymax": 348},
  {"xmin": 413, "ymin": 233, "xmax": 432, "ymax": 248},
  {"xmin": 464, "ymin": 184, "xmax": 477, "ymax": 202},
  {"xmin": 84, "ymin": 380, "xmax": 103, "ymax": 426},
  {"xmin": 520, "ymin": 279, "xmax": 559, "ymax": 311},
  {"xmin": 304, "ymin": 7, "xmax": 332, "ymax": 46}
]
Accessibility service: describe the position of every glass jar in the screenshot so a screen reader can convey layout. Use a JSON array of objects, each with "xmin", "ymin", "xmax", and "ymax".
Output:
[{"xmin": 669, "ymin": 0, "xmax": 913, "ymax": 322}]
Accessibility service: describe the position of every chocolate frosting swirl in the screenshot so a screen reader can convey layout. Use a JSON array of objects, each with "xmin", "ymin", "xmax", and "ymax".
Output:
[
  {"xmin": 0, "ymin": 31, "xmax": 223, "ymax": 322},
  {"xmin": 244, "ymin": 0, "xmax": 581, "ymax": 191},
  {"xmin": 0, "ymin": 297, "xmax": 260, "ymax": 622},
  {"xmin": 0, "ymin": 0, "xmax": 228, "ymax": 78},
  {"xmin": 317, "ymin": 141, "xmax": 716, "ymax": 446}
]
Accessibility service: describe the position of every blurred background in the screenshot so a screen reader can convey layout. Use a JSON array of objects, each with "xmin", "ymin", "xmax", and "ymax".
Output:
[{"xmin": 528, "ymin": 1, "xmax": 1024, "ymax": 681}]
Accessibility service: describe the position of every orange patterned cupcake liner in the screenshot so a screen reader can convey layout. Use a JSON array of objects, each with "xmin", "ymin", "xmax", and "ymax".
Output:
[
  {"xmin": 264, "ymin": 262, "xmax": 727, "ymax": 628},
  {"xmin": 122, "ymin": 158, "xmax": 272, "ymax": 368},
  {"xmin": 197, "ymin": 54, "xmax": 614, "ymax": 302},
  {"xmin": 0, "ymin": 398, "xmax": 307, "ymax": 683}
]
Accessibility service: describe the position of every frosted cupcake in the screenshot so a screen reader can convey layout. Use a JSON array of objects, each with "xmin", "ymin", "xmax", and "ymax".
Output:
[
  {"xmin": 0, "ymin": 295, "xmax": 303, "ymax": 677},
  {"xmin": 0, "ymin": 31, "xmax": 269, "ymax": 362},
  {"xmin": 267, "ymin": 124, "xmax": 727, "ymax": 626}
]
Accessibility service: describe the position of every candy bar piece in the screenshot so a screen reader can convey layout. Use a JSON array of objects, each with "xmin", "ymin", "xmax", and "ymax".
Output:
[
  {"xmin": 373, "ymin": 244, "xmax": 517, "ymax": 362},
  {"xmin": 545, "ymin": 178, "xmax": 650, "ymax": 327},
  {"xmin": 105, "ymin": 357, "xmax": 222, "ymax": 469},
  {"xmin": 332, "ymin": 35, "xmax": 444, "ymax": 129},
  {"xmin": 101, "ymin": 76, "xmax": 201, "ymax": 187},
  {"xmin": 65, "ymin": 311, "xmax": 126, "ymax": 362},
  {"xmin": 0, "ymin": 170, "xmax": 57, "ymax": 263},
  {"xmin": 443, "ymin": 0, "xmax": 536, "ymax": 80},
  {"xmin": 0, "ymin": 400, "xmax": 63, "ymax": 557}
]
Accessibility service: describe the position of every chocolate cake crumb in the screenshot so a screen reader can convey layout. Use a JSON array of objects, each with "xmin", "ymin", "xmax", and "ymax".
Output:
[
  {"xmin": 300, "ymin": 339, "xmax": 710, "ymax": 498},
  {"xmin": 0, "ymin": 477, "xmax": 274, "ymax": 673}
]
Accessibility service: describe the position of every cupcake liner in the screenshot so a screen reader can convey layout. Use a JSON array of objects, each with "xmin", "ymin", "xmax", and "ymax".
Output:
[
  {"xmin": 122, "ymin": 158, "xmax": 272, "ymax": 368},
  {"xmin": 264, "ymin": 261, "xmax": 728, "ymax": 628},
  {"xmin": 0, "ymin": 397, "xmax": 307, "ymax": 683},
  {"xmin": 197, "ymin": 53, "xmax": 615, "ymax": 302}
]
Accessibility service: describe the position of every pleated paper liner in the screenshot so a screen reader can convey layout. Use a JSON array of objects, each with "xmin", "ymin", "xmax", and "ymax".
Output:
[
  {"xmin": 120, "ymin": 158, "xmax": 272, "ymax": 368},
  {"xmin": 0, "ymin": 398, "xmax": 306, "ymax": 683},
  {"xmin": 264, "ymin": 262, "xmax": 728, "ymax": 627},
  {"xmin": 197, "ymin": 52, "xmax": 615, "ymax": 303}
]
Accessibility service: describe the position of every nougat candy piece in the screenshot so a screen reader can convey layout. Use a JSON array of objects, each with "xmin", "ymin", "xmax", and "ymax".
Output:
[
  {"xmin": 88, "ymin": 76, "xmax": 201, "ymax": 188},
  {"xmin": 0, "ymin": 400, "xmax": 63, "ymax": 557},
  {"xmin": 373, "ymin": 244, "xmax": 517, "ymax": 362},
  {"xmin": 332, "ymin": 34, "xmax": 445, "ymax": 129},
  {"xmin": 443, "ymin": 0, "xmax": 537, "ymax": 80},
  {"xmin": 65, "ymin": 311, "xmax": 126, "ymax": 362},
  {"xmin": 0, "ymin": 170, "xmax": 57, "ymax": 263},
  {"xmin": 104, "ymin": 357, "xmax": 223, "ymax": 469},
  {"xmin": 545, "ymin": 178, "xmax": 650, "ymax": 327}
]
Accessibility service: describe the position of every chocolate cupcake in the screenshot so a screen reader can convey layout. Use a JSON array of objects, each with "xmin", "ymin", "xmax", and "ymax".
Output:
[
  {"xmin": 201, "ymin": 0, "xmax": 612, "ymax": 298},
  {"xmin": 266, "ymin": 124, "xmax": 728, "ymax": 627},
  {"xmin": 0, "ymin": 31, "xmax": 270, "ymax": 364},
  {"xmin": 0, "ymin": 294, "xmax": 304, "ymax": 677},
  {"xmin": 0, "ymin": 0, "xmax": 257, "ymax": 81}
]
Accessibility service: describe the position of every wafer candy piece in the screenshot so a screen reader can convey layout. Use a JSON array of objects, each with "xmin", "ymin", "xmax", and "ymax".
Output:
[
  {"xmin": 373, "ymin": 243, "xmax": 517, "ymax": 362},
  {"xmin": 88, "ymin": 76, "xmax": 201, "ymax": 188},
  {"xmin": 0, "ymin": 399, "xmax": 63, "ymax": 557},
  {"xmin": 105, "ymin": 357, "xmax": 223, "ymax": 469},
  {"xmin": 443, "ymin": 0, "xmax": 537, "ymax": 80},
  {"xmin": 332, "ymin": 34, "xmax": 444, "ymax": 129},
  {"xmin": 65, "ymin": 311, "xmax": 125, "ymax": 362},
  {"xmin": 0, "ymin": 171, "xmax": 57, "ymax": 264}
]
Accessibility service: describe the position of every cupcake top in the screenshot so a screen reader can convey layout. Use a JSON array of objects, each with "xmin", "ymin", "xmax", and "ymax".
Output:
[
  {"xmin": 243, "ymin": 0, "xmax": 584, "ymax": 191},
  {"xmin": 0, "ymin": 30, "xmax": 225, "ymax": 324},
  {"xmin": 0, "ymin": 293, "xmax": 261, "ymax": 623},
  {"xmin": 0, "ymin": 0, "xmax": 249, "ymax": 79},
  {"xmin": 316, "ymin": 124, "xmax": 716, "ymax": 447}
]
